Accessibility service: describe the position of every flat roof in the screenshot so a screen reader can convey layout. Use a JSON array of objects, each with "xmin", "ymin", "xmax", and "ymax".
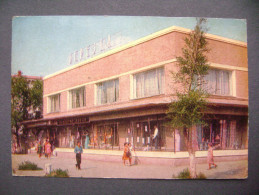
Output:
[{"xmin": 44, "ymin": 26, "xmax": 247, "ymax": 80}]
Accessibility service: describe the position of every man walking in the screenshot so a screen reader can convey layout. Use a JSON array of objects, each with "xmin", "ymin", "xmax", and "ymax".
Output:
[{"xmin": 74, "ymin": 141, "xmax": 83, "ymax": 170}]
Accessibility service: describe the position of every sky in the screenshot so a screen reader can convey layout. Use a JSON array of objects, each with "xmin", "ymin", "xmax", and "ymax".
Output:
[{"xmin": 11, "ymin": 16, "xmax": 247, "ymax": 77}]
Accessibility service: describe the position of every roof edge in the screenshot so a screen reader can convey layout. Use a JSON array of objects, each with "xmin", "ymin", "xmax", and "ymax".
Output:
[{"xmin": 44, "ymin": 25, "xmax": 247, "ymax": 80}]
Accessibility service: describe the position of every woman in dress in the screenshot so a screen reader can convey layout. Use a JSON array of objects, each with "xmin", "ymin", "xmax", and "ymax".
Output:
[
  {"xmin": 45, "ymin": 140, "xmax": 52, "ymax": 159},
  {"xmin": 122, "ymin": 143, "xmax": 131, "ymax": 166},
  {"xmin": 207, "ymin": 143, "xmax": 220, "ymax": 169}
]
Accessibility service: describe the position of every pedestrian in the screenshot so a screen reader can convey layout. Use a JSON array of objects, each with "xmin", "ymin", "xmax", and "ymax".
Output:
[
  {"xmin": 122, "ymin": 143, "xmax": 131, "ymax": 166},
  {"xmin": 43, "ymin": 139, "xmax": 47, "ymax": 157},
  {"xmin": 128, "ymin": 143, "xmax": 133, "ymax": 162},
  {"xmin": 207, "ymin": 143, "xmax": 220, "ymax": 170},
  {"xmin": 45, "ymin": 140, "xmax": 52, "ymax": 159},
  {"xmin": 74, "ymin": 141, "xmax": 83, "ymax": 170},
  {"xmin": 50, "ymin": 137, "xmax": 54, "ymax": 152}
]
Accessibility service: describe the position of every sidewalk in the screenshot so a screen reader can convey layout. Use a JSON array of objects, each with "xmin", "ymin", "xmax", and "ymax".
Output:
[{"xmin": 12, "ymin": 153, "xmax": 248, "ymax": 179}]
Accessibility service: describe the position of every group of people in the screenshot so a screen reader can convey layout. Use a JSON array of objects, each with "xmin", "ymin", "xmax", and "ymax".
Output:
[
  {"xmin": 74, "ymin": 141, "xmax": 137, "ymax": 170},
  {"xmin": 122, "ymin": 142, "xmax": 133, "ymax": 166},
  {"xmin": 34, "ymin": 132, "xmax": 219, "ymax": 171},
  {"xmin": 35, "ymin": 138, "xmax": 55, "ymax": 159}
]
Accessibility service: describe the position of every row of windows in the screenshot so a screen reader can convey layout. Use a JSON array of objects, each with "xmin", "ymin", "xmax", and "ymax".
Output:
[{"xmin": 47, "ymin": 67, "xmax": 232, "ymax": 113}]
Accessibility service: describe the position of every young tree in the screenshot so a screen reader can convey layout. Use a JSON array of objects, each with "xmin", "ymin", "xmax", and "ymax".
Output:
[{"xmin": 167, "ymin": 18, "xmax": 210, "ymax": 178}]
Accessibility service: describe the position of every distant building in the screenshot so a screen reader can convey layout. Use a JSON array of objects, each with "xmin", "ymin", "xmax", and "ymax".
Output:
[
  {"xmin": 23, "ymin": 26, "xmax": 248, "ymax": 162},
  {"xmin": 12, "ymin": 70, "xmax": 43, "ymax": 119}
]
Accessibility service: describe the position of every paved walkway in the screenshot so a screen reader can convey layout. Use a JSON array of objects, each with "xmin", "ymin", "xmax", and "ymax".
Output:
[{"xmin": 12, "ymin": 153, "xmax": 248, "ymax": 179}]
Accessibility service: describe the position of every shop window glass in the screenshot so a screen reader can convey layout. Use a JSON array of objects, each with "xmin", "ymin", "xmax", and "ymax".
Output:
[
  {"xmin": 96, "ymin": 124, "xmax": 118, "ymax": 149},
  {"xmin": 133, "ymin": 67, "xmax": 164, "ymax": 99},
  {"xmin": 48, "ymin": 94, "xmax": 60, "ymax": 113},
  {"xmin": 203, "ymin": 69, "xmax": 231, "ymax": 95},
  {"xmin": 96, "ymin": 79, "xmax": 119, "ymax": 105},
  {"xmin": 69, "ymin": 87, "xmax": 85, "ymax": 109},
  {"xmin": 197, "ymin": 120, "xmax": 242, "ymax": 151},
  {"xmin": 129, "ymin": 121, "xmax": 165, "ymax": 150}
]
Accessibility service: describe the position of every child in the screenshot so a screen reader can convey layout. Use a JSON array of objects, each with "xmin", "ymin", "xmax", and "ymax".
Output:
[
  {"xmin": 128, "ymin": 143, "xmax": 133, "ymax": 163},
  {"xmin": 207, "ymin": 143, "xmax": 219, "ymax": 170}
]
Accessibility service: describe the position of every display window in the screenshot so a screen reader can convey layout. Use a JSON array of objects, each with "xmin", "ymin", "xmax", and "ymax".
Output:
[{"xmin": 96, "ymin": 124, "xmax": 119, "ymax": 149}]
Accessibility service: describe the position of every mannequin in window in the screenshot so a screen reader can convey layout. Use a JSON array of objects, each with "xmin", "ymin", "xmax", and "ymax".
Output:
[
  {"xmin": 85, "ymin": 132, "xmax": 89, "ymax": 149},
  {"xmin": 152, "ymin": 125, "xmax": 159, "ymax": 149}
]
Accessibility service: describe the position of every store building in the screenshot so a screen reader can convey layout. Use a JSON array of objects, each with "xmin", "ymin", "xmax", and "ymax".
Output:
[{"xmin": 23, "ymin": 26, "xmax": 248, "ymax": 162}]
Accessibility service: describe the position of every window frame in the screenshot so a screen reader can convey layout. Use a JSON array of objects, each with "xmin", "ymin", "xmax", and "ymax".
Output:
[
  {"xmin": 95, "ymin": 78, "xmax": 120, "ymax": 105},
  {"xmin": 47, "ymin": 93, "xmax": 61, "ymax": 113},
  {"xmin": 68, "ymin": 86, "xmax": 86, "ymax": 109},
  {"xmin": 131, "ymin": 67, "xmax": 165, "ymax": 99},
  {"xmin": 202, "ymin": 68, "xmax": 234, "ymax": 96}
]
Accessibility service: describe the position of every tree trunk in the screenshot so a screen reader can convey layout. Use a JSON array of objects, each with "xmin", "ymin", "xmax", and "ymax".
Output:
[
  {"xmin": 189, "ymin": 126, "xmax": 198, "ymax": 178},
  {"xmin": 189, "ymin": 150, "xmax": 197, "ymax": 178},
  {"xmin": 14, "ymin": 125, "xmax": 20, "ymax": 151},
  {"xmin": 183, "ymin": 126, "xmax": 198, "ymax": 178},
  {"xmin": 191, "ymin": 125, "xmax": 199, "ymax": 151}
]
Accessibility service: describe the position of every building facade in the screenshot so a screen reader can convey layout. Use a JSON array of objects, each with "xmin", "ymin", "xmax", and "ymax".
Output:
[{"xmin": 23, "ymin": 26, "xmax": 248, "ymax": 156}]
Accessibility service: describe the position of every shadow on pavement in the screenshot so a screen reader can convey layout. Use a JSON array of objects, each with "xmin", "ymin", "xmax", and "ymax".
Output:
[
  {"xmin": 209, "ymin": 168, "xmax": 245, "ymax": 179},
  {"xmin": 81, "ymin": 166, "xmax": 97, "ymax": 170}
]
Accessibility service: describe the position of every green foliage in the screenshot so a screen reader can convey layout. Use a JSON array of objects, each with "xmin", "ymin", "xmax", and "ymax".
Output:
[
  {"xmin": 45, "ymin": 169, "xmax": 69, "ymax": 177},
  {"xmin": 167, "ymin": 18, "xmax": 210, "ymax": 130},
  {"xmin": 11, "ymin": 75, "xmax": 43, "ymax": 129},
  {"xmin": 167, "ymin": 90, "xmax": 208, "ymax": 129},
  {"xmin": 18, "ymin": 161, "xmax": 43, "ymax": 170},
  {"xmin": 30, "ymin": 80, "xmax": 43, "ymax": 110},
  {"xmin": 168, "ymin": 18, "xmax": 210, "ymax": 179},
  {"xmin": 11, "ymin": 76, "xmax": 31, "ymax": 127},
  {"xmin": 173, "ymin": 18, "xmax": 210, "ymax": 92},
  {"xmin": 174, "ymin": 168, "xmax": 207, "ymax": 179},
  {"xmin": 177, "ymin": 168, "xmax": 191, "ymax": 179}
]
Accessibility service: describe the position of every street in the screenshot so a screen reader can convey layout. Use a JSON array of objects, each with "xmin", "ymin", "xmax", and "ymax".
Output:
[{"xmin": 12, "ymin": 153, "xmax": 248, "ymax": 179}]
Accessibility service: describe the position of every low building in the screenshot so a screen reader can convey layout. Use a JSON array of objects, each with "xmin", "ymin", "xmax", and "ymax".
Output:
[
  {"xmin": 12, "ymin": 71, "xmax": 43, "ymax": 120},
  {"xmin": 23, "ymin": 26, "xmax": 248, "ymax": 163}
]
